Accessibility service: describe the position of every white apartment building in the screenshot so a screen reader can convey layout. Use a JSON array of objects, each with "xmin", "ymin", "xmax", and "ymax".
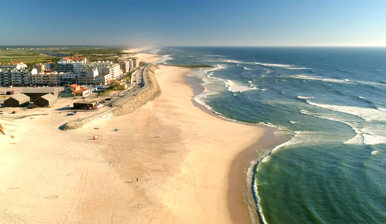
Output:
[
  {"xmin": 17, "ymin": 62, "xmax": 28, "ymax": 70},
  {"xmin": 30, "ymin": 68, "xmax": 60, "ymax": 86},
  {"xmin": 119, "ymin": 60, "xmax": 134, "ymax": 73},
  {"xmin": 78, "ymin": 68, "xmax": 99, "ymax": 85},
  {"xmin": 57, "ymin": 57, "xmax": 87, "ymax": 73},
  {"xmin": 95, "ymin": 73, "xmax": 113, "ymax": 85},
  {"xmin": 88, "ymin": 61, "xmax": 113, "ymax": 72},
  {"xmin": 110, "ymin": 63, "xmax": 122, "ymax": 79},
  {"xmin": 129, "ymin": 59, "xmax": 134, "ymax": 71},
  {"xmin": 0, "ymin": 62, "xmax": 27, "ymax": 71}
]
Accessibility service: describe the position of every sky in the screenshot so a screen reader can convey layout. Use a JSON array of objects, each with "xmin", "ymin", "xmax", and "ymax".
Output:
[{"xmin": 1, "ymin": 0, "xmax": 386, "ymax": 47}]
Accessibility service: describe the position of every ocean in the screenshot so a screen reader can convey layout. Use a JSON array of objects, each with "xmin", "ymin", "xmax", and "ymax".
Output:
[{"xmin": 155, "ymin": 47, "xmax": 386, "ymax": 224}]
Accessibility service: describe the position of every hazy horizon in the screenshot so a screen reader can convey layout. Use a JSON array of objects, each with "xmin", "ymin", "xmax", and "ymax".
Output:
[{"xmin": 2, "ymin": 0, "xmax": 386, "ymax": 47}]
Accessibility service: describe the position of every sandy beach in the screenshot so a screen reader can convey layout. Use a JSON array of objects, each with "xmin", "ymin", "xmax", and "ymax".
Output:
[{"xmin": 0, "ymin": 54, "xmax": 268, "ymax": 223}]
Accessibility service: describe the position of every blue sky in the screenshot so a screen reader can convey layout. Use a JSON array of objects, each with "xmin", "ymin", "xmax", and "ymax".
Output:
[{"xmin": 1, "ymin": 0, "xmax": 386, "ymax": 47}]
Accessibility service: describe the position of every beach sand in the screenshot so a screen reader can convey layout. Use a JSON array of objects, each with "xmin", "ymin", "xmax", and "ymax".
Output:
[{"xmin": 0, "ymin": 56, "xmax": 268, "ymax": 223}]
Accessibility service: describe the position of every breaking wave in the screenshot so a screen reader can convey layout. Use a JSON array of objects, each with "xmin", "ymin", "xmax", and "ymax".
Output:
[
  {"xmin": 157, "ymin": 54, "xmax": 173, "ymax": 64},
  {"xmin": 254, "ymin": 62, "xmax": 309, "ymax": 70},
  {"xmin": 306, "ymin": 100, "xmax": 386, "ymax": 122},
  {"xmin": 289, "ymin": 74, "xmax": 351, "ymax": 84},
  {"xmin": 192, "ymin": 64, "xmax": 227, "ymax": 111},
  {"xmin": 225, "ymin": 80, "xmax": 258, "ymax": 93}
]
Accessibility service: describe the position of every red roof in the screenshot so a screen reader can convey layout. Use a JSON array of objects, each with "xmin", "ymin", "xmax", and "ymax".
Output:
[
  {"xmin": 70, "ymin": 84, "xmax": 79, "ymax": 88},
  {"xmin": 73, "ymin": 87, "xmax": 88, "ymax": 94},
  {"xmin": 63, "ymin": 57, "xmax": 86, "ymax": 61}
]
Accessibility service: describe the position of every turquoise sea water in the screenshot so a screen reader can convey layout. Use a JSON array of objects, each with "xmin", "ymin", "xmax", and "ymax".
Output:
[{"xmin": 156, "ymin": 47, "xmax": 386, "ymax": 224}]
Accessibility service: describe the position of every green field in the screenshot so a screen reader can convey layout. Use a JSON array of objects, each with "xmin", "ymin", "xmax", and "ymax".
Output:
[
  {"xmin": 0, "ymin": 47, "xmax": 123, "ymax": 65},
  {"xmin": 0, "ymin": 50, "xmax": 56, "ymax": 64}
]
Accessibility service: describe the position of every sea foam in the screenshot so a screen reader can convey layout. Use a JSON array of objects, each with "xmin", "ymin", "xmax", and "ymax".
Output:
[
  {"xmin": 157, "ymin": 54, "xmax": 173, "ymax": 64},
  {"xmin": 300, "ymin": 106, "xmax": 386, "ymax": 145},
  {"xmin": 224, "ymin": 80, "xmax": 258, "ymax": 93},
  {"xmin": 192, "ymin": 64, "xmax": 227, "ymax": 111},
  {"xmin": 307, "ymin": 100, "xmax": 386, "ymax": 122},
  {"xmin": 289, "ymin": 74, "xmax": 350, "ymax": 84},
  {"xmin": 255, "ymin": 62, "xmax": 309, "ymax": 70}
]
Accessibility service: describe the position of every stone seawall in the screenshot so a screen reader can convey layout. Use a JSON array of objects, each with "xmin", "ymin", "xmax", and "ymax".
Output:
[
  {"xmin": 61, "ymin": 64, "xmax": 161, "ymax": 130},
  {"xmin": 111, "ymin": 64, "xmax": 160, "ymax": 116}
]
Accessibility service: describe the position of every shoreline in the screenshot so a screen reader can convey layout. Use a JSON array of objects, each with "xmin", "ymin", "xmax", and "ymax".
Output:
[
  {"xmin": 0, "ymin": 51, "xmax": 288, "ymax": 224},
  {"xmin": 183, "ymin": 66, "xmax": 290, "ymax": 223}
]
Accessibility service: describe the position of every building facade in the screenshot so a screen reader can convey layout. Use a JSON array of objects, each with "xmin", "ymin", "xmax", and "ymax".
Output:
[
  {"xmin": 57, "ymin": 57, "xmax": 87, "ymax": 73},
  {"xmin": 77, "ymin": 68, "xmax": 99, "ymax": 85},
  {"xmin": 95, "ymin": 73, "xmax": 113, "ymax": 85},
  {"xmin": 30, "ymin": 68, "xmax": 60, "ymax": 86},
  {"xmin": 0, "ymin": 69, "xmax": 30, "ymax": 86},
  {"xmin": 110, "ymin": 63, "xmax": 122, "ymax": 79}
]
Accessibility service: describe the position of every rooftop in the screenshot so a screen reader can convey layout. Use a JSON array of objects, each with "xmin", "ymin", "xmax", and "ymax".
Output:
[
  {"xmin": 7, "ymin": 93, "xmax": 30, "ymax": 102},
  {"xmin": 22, "ymin": 87, "xmax": 58, "ymax": 94},
  {"xmin": 39, "ymin": 93, "xmax": 57, "ymax": 101},
  {"xmin": 63, "ymin": 57, "xmax": 86, "ymax": 61}
]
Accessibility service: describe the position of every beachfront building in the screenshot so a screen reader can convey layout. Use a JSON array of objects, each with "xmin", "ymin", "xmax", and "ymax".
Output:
[
  {"xmin": 132, "ymin": 58, "xmax": 139, "ymax": 67},
  {"xmin": 0, "ymin": 69, "xmax": 5, "ymax": 87},
  {"xmin": 33, "ymin": 63, "xmax": 45, "ymax": 73},
  {"xmin": 77, "ymin": 68, "xmax": 99, "ymax": 85},
  {"xmin": 95, "ymin": 73, "xmax": 113, "ymax": 85},
  {"xmin": 59, "ymin": 72, "xmax": 77, "ymax": 85},
  {"xmin": 0, "ymin": 62, "xmax": 27, "ymax": 71},
  {"xmin": 119, "ymin": 60, "xmax": 132, "ymax": 73},
  {"xmin": 0, "ymin": 69, "xmax": 30, "ymax": 87},
  {"xmin": 56, "ymin": 63, "xmax": 73, "ymax": 73},
  {"xmin": 87, "ymin": 61, "xmax": 113, "ymax": 72},
  {"xmin": 4, "ymin": 94, "xmax": 30, "ymax": 107},
  {"xmin": 30, "ymin": 68, "xmax": 60, "ymax": 86},
  {"xmin": 69, "ymin": 84, "xmax": 91, "ymax": 97},
  {"xmin": 34, "ymin": 93, "xmax": 57, "ymax": 107},
  {"xmin": 73, "ymin": 101, "xmax": 100, "ymax": 110},
  {"xmin": 15, "ymin": 62, "xmax": 27, "ymax": 70},
  {"xmin": 57, "ymin": 57, "xmax": 87, "ymax": 73},
  {"xmin": 44, "ymin": 63, "xmax": 55, "ymax": 71},
  {"xmin": 11, "ymin": 69, "xmax": 31, "ymax": 86},
  {"xmin": 110, "ymin": 63, "xmax": 123, "ymax": 79},
  {"xmin": 22, "ymin": 87, "xmax": 59, "ymax": 102},
  {"xmin": 33, "ymin": 63, "xmax": 55, "ymax": 73},
  {"xmin": 0, "ymin": 64, "xmax": 17, "ymax": 71}
]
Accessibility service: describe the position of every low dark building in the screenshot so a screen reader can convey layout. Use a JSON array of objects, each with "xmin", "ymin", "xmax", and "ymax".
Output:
[
  {"xmin": 34, "ymin": 93, "xmax": 57, "ymax": 107},
  {"xmin": 73, "ymin": 101, "xmax": 99, "ymax": 110},
  {"xmin": 22, "ymin": 88, "xmax": 59, "ymax": 102},
  {"xmin": 4, "ymin": 94, "xmax": 30, "ymax": 107}
]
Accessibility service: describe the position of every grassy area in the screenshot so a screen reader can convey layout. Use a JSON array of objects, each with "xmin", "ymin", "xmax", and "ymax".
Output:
[
  {"xmin": 97, "ymin": 89, "xmax": 120, "ymax": 97},
  {"xmin": 0, "ymin": 49, "xmax": 56, "ymax": 64},
  {"xmin": 0, "ymin": 47, "xmax": 123, "ymax": 65},
  {"xmin": 123, "ymin": 76, "xmax": 131, "ymax": 83},
  {"xmin": 47, "ymin": 47, "xmax": 122, "ymax": 62}
]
